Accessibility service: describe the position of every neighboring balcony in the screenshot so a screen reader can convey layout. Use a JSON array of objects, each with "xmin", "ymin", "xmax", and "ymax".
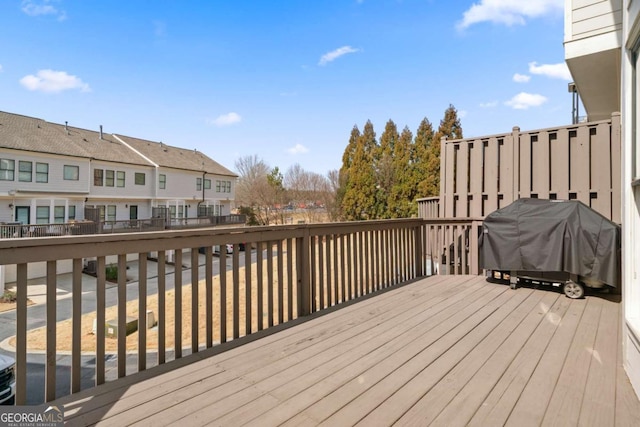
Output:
[{"xmin": 564, "ymin": 0, "xmax": 622, "ymax": 121}]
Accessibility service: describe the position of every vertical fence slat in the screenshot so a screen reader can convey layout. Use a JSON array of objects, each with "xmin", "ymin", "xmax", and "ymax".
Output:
[
  {"xmin": 246, "ymin": 245, "xmax": 253, "ymax": 335},
  {"xmin": 71, "ymin": 258, "xmax": 82, "ymax": 393},
  {"xmin": 96, "ymin": 257, "xmax": 106, "ymax": 384},
  {"xmin": 15, "ymin": 263, "xmax": 27, "ymax": 405},
  {"xmin": 46, "ymin": 260, "xmax": 56, "ymax": 401},
  {"xmin": 191, "ymin": 248, "xmax": 199, "ymax": 353},
  {"xmin": 533, "ymin": 132, "xmax": 550, "ymax": 199},
  {"xmin": 277, "ymin": 240, "xmax": 284, "ymax": 324},
  {"xmin": 219, "ymin": 246, "xmax": 227, "ymax": 343},
  {"xmin": 257, "ymin": 242, "xmax": 264, "ymax": 331},
  {"xmin": 138, "ymin": 254, "xmax": 148, "ymax": 371},
  {"xmin": 205, "ymin": 247, "xmax": 213, "ymax": 348},
  {"xmin": 117, "ymin": 254, "xmax": 127, "ymax": 377},
  {"xmin": 267, "ymin": 242, "xmax": 274, "ymax": 326},
  {"xmin": 326, "ymin": 235, "xmax": 333, "ymax": 306},
  {"xmin": 573, "ymin": 125, "xmax": 591, "ymax": 205},
  {"xmin": 551, "ymin": 128, "xmax": 570, "ymax": 200},
  {"xmin": 174, "ymin": 249, "xmax": 183, "ymax": 358},
  {"xmin": 157, "ymin": 252, "xmax": 166, "ymax": 364},
  {"xmin": 470, "ymin": 139, "xmax": 484, "ymax": 217},
  {"xmin": 287, "ymin": 239, "xmax": 293, "ymax": 321},
  {"xmin": 232, "ymin": 245, "xmax": 240, "ymax": 338}
]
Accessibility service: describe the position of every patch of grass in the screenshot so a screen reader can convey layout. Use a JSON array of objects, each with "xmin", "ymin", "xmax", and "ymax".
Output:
[
  {"xmin": 0, "ymin": 290, "xmax": 17, "ymax": 303},
  {"xmin": 105, "ymin": 264, "xmax": 118, "ymax": 281}
]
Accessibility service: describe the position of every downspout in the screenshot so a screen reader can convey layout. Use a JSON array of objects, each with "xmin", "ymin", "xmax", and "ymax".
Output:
[{"xmin": 197, "ymin": 171, "xmax": 206, "ymax": 216}]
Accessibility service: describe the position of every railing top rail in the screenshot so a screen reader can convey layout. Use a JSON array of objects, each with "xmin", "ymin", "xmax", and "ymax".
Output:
[
  {"xmin": 0, "ymin": 217, "xmax": 482, "ymax": 265},
  {"xmin": 442, "ymin": 118, "xmax": 614, "ymax": 146}
]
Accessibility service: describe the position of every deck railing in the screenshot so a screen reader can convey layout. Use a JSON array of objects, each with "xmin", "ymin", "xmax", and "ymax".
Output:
[{"xmin": 0, "ymin": 218, "xmax": 482, "ymax": 405}]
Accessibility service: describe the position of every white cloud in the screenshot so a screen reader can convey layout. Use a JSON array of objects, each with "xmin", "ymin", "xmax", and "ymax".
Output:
[
  {"xmin": 513, "ymin": 73, "xmax": 530, "ymax": 83},
  {"xmin": 505, "ymin": 92, "xmax": 548, "ymax": 110},
  {"xmin": 20, "ymin": 69, "xmax": 90, "ymax": 93},
  {"xmin": 287, "ymin": 144, "xmax": 309, "ymax": 155},
  {"xmin": 209, "ymin": 112, "xmax": 242, "ymax": 127},
  {"xmin": 480, "ymin": 101, "xmax": 499, "ymax": 108},
  {"xmin": 22, "ymin": 0, "xmax": 67, "ymax": 21},
  {"xmin": 458, "ymin": 110, "xmax": 468, "ymax": 119},
  {"xmin": 457, "ymin": 0, "xmax": 563, "ymax": 30},
  {"xmin": 319, "ymin": 46, "xmax": 359, "ymax": 66},
  {"xmin": 528, "ymin": 61, "xmax": 571, "ymax": 80}
]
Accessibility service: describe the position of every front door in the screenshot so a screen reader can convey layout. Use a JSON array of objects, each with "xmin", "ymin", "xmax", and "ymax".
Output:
[
  {"xmin": 129, "ymin": 205, "xmax": 138, "ymax": 220},
  {"xmin": 15, "ymin": 206, "xmax": 29, "ymax": 224}
]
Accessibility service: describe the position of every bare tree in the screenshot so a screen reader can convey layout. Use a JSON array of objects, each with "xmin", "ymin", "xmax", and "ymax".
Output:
[{"xmin": 234, "ymin": 155, "xmax": 273, "ymax": 225}]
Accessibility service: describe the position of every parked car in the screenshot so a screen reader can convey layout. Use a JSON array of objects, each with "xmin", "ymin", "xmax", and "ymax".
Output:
[{"xmin": 0, "ymin": 354, "xmax": 15, "ymax": 405}]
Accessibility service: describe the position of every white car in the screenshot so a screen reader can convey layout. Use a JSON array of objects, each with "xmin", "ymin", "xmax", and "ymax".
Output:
[{"xmin": 0, "ymin": 354, "xmax": 15, "ymax": 405}]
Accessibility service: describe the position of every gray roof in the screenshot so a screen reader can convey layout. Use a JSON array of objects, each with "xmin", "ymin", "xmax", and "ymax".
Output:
[
  {"xmin": 115, "ymin": 134, "xmax": 237, "ymax": 177},
  {"xmin": 0, "ymin": 111, "xmax": 237, "ymax": 177},
  {"xmin": 0, "ymin": 111, "xmax": 150, "ymax": 166}
]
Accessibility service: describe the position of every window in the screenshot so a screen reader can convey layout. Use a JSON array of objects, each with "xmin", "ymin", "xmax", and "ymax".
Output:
[
  {"xmin": 204, "ymin": 179, "xmax": 211, "ymax": 189},
  {"xmin": 159, "ymin": 174, "xmax": 166, "ymax": 189},
  {"xmin": 64, "ymin": 165, "xmax": 79, "ymax": 181},
  {"xmin": 178, "ymin": 205, "xmax": 184, "ymax": 218},
  {"xmin": 19, "ymin": 161, "xmax": 32, "ymax": 182},
  {"xmin": 36, "ymin": 206, "xmax": 49, "ymax": 224},
  {"xmin": 35, "ymin": 162, "xmax": 49, "ymax": 183},
  {"xmin": 0, "ymin": 159, "xmax": 15, "ymax": 181},
  {"xmin": 97, "ymin": 205, "xmax": 106, "ymax": 221},
  {"xmin": 105, "ymin": 170, "xmax": 115, "ymax": 187},
  {"xmin": 107, "ymin": 205, "xmax": 116, "ymax": 221},
  {"xmin": 68, "ymin": 206, "xmax": 76, "ymax": 220},
  {"xmin": 54, "ymin": 206, "xmax": 65, "ymax": 223},
  {"xmin": 117, "ymin": 171, "xmax": 125, "ymax": 187},
  {"xmin": 196, "ymin": 177, "xmax": 202, "ymax": 191},
  {"xmin": 94, "ymin": 169, "xmax": 104, "ymax": 186},
  {"xmin": 226, "ymin": 181, "xmax": 231, "ymax": 192},
  {"xmin": 169, "ymin": 205, "xmax": 176, "ymax": 219},
  {"xmin": 135, "ymin": 172, "xmax": 145, "ymax": 185},
  {"xmin": 216, "ymin": 180, "xmax": 221, "ymax": 192}
]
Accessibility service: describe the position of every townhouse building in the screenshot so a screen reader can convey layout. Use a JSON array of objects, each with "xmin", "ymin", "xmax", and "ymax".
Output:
[
  {"xmin": 0, "ymin": 111, "xmax": 237, "ymax": 227},
  {"xmin": 565, "ymin": 0, "xmax": 640, "ymax": 397}
]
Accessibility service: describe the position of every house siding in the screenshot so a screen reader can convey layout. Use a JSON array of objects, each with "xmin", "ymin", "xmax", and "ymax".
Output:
[{"xmin": 568, "ymin": 0, "xmax": 622, "ymax": 41}]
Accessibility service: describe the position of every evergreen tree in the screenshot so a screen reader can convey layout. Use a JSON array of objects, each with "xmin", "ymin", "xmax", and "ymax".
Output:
[
  {"xmin": 336, "ymin": 126, "xmax": 361, "ymax": 219},
  {"xmin": 342, "ymin": 121, "xmax": 377, "ymax": 220},
  {"xmin": 375, "ymin": 120, "xmax": 399, "ymax": 218},
  {"xmin": 425, "ymin": 105, "xmax": 463, "ymax": 197},
  {"xmin": 389, "ymin": 126, "xmax": 414, "ymax": 217},
  {"xmin": 413, "ymin": 117, "xmax": 435, "ymax": 197}
]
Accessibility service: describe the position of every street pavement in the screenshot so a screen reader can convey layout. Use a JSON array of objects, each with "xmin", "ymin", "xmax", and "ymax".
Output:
[{"xmin": 0, "ymin": 250, "xmax": 255, "ymax": 404}]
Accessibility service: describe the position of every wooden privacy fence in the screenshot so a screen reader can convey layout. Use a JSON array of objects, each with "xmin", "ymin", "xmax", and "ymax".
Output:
[
  {"xmin": 438, "ymin": 114, "xmax": 621, "ymax": 223},
  {"xmin": 0, "ymin": 218, "xmax": 480, "ymax": 405}
]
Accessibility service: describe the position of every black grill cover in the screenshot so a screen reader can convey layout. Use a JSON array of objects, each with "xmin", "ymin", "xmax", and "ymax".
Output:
[{"xmin": 479, "ymin": 198, "xmax": 620, "ymax": 288}]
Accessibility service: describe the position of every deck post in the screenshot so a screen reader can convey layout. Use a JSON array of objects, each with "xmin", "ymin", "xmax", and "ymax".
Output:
[{"xmin": 297, "ymin": 228, "xmax": 311, "ymax": 316}]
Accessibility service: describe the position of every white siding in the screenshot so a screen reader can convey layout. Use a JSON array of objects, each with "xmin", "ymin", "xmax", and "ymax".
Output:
[
  {"xmin": 0, "ymin": 149, "xmax": 89, "ymax": 194},
  {"xmin": 90, "ymin": 161, "xmax": 155, "ymax": 199},
  {"xmin": 157, "ymin": 168, "xmax": 201, "ymax": 200},
  {"xmin": 568, "ymin": 0, "xmax": 622, "ymax": 41}
]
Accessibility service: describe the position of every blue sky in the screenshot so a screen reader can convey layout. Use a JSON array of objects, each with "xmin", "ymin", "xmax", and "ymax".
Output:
[{"xmin": 0, "ymin": 0, "xmax": 571, "ymax": 175}]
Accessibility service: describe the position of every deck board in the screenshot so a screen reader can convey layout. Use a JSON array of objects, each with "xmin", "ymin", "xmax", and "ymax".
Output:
[{"xmin": 51, "ymin": 275, "xmax": 640, "ymax": 426}]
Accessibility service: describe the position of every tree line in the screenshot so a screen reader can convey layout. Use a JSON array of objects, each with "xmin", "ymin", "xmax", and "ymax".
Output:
[{"xmin": 234, "ymin": 105, "xmax": 463, "ymax": 224}]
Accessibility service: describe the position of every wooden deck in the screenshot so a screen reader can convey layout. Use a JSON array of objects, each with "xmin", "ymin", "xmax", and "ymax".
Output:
[{"xmin": 55, "ymin": 275, "xmax": 640, "ymax": 426}]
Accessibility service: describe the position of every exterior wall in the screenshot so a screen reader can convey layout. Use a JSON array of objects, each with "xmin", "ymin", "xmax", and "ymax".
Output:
[
  {"xmin": 621, "ymin": 0, "xmax": 640, "ymax": 400},
  {"xmin": 438, "ymin": 117, "xmax": 621, "ymax": 222},
  {"xmin": 89, "ymin": 161, "xmax": 155, "ymax": 200},
  {"xmin": 566, "ymin": 0, "xmax": 622, "ymax": 43},
  {"xmin": 0, "ymin": 148, "xmax": 90, "ymax": 195}
]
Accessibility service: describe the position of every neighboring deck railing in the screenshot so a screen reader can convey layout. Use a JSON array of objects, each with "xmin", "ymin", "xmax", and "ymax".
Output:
[
  {"xmin": 0, "ymin": 218, "xmax": 482, "ymax": 404},
  {"xmin": 0, "ymin": 215, "xmax": 246, "ymax": 239}
]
